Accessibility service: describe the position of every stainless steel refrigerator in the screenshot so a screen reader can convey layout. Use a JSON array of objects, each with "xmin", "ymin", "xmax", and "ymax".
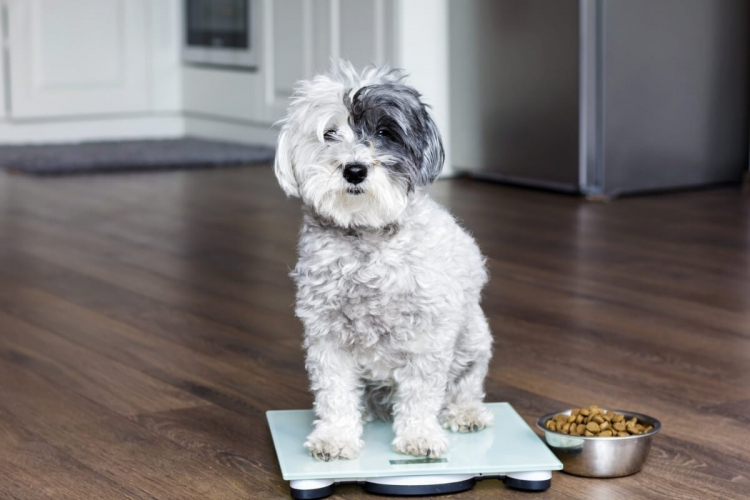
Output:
[{"xmin": 450, "ymin": 0, "xmax": 750, "ymax": 198}]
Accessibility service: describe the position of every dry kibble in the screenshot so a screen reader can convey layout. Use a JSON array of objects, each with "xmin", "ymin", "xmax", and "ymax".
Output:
[
  {"xmin": 545, "ymin": 406, "xmax": 655, "ymax": 438},
  {"xmin": 586, "ymin": 421, "xmax": 601, "ymax": 433}
]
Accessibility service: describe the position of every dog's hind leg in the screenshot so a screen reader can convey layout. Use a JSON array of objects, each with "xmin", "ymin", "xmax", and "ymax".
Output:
[{"xmin": 440, "ymin": 303, "xmax": 494, "ymax": 433}]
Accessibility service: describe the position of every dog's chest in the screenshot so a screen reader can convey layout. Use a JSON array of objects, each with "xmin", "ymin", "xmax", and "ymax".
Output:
[{"xmin": 295, "ymin": 228, "xmax": 437, "ymax": 347}]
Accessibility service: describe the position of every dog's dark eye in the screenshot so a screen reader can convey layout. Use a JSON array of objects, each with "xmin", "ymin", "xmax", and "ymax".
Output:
[
  {"xmin": 324, "ymin": 129, "xmax": 338, "ymax": 142},
  {"xmin": 376, "ymin": 129, "xmax": 392, "ymax": 140}
]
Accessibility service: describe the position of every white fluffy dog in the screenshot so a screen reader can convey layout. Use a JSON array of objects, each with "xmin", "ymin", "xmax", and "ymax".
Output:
[{"xmin": 274, "ymin": 61, "xmax": 493, "ymax": 460}]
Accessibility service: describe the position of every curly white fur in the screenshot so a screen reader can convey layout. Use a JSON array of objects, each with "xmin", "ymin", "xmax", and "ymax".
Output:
[{"xmin": 275, "ymin": 61, "xmax": 494, "ymax": 460}]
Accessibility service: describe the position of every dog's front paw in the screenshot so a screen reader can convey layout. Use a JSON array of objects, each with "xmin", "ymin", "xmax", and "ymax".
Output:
[
  {"xmin": 392, "ymin": 428, "xmax": 449, "ymax": 458},
  {"xmin": 440, "ymin": 403, "xmax": 494, "ymax": 433},
  {"xmin": 304, "ymin": 425, "xmax": 363, "ymax": 461}
]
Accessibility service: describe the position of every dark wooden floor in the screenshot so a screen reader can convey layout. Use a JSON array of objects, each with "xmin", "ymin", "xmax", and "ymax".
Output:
[{"xmin": 0, "ymin": 166, "xmax": 748, "ymax": 500}]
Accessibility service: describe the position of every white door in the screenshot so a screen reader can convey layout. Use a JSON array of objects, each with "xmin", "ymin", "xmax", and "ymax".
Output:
[{"xmin": 7, "ymin": 0, "xmax": 150, "ymax": 119}]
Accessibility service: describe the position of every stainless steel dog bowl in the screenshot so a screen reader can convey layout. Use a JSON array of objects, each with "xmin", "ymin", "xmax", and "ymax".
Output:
[{"xmin": 536, "ymin": 409, "xmax": 661, "ymax": 478}]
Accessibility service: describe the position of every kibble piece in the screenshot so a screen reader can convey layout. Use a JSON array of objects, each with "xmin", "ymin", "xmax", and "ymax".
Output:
[
  {"xmin": 562, "ymin": 423, "xmax": 571, "ymax": 434},
  {"xmin": 644, "ymin": 425, "xmax": 653, "ymax": 433},
  {"xmin": 599, "ymin": 430, "xmax": 613, "ymax": 437},
  {"xmin": 593, "ymin": 415, "xmax": 605, "ymax": 424},
  {"xmin": 612, "ymin": 413, "xmax": 625, "ymax": 423},
  {"xmin": 571, "ymin": 408, "xmax": 580, "ymax": 417},
  {"xmin": 549, "ymin": 421, "xmax": 557, "ymax": 432},
  {"xmin": 576, "ymin": 423, "xmax": 586, "ymax": 434},
  {"xmin": 576, "ymin": 414, "xmax": 584, "ymax": 424},
  {"xmin": 613, "ymin": 421, "xmax": 626, "ymax": 432},
  {"xmin": 555, "ymin": 414, "xmax": 568, "ymax": 425},
  {"xmin": 617, "ymin": 431, "xmax": 629, "ymax": 437},
  {"xmin": 580, "ymin": 408, "xmax": 590, "ymax": 417},
  {"xmin": 567, "ymin": 414, "xmax": 577, "ymax": 424},
  {"xmin": 600, "ymin": 421, "xmax": 611, "ymax": 431},
  {"xmin": 603, "ymin": 411, "xmax": 613, "ymax": 422},
  {"xmin": 586, "ymin": 421, "xmax": 600, "ymax": 433},
  {"xmin": 585, "ymin": 430, "xmax": 595, "ymax": 437}
]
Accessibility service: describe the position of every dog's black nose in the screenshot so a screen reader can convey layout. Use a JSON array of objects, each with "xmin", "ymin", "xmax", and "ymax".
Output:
[{"xmin": 343, "ymin": 163, "xmax": 368, "ymax": 185}]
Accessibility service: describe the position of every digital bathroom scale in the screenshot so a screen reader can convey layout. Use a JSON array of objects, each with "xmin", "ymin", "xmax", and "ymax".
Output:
[{"xmin": 267, "ymin": 402, "xmax": 563, "ymax": 499}]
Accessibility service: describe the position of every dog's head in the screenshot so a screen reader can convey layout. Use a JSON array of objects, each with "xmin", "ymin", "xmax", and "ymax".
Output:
[{"xmin": 274, "ymin": 61, "xmax": 444, "ymax": 228}]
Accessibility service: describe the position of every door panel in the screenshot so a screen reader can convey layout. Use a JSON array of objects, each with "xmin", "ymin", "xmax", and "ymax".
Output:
[{"xmin": 8, "ymin": 0, "xmax": 149, "ymax": 118}]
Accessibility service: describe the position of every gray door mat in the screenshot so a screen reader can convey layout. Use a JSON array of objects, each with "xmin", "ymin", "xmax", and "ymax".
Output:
[{"xmin": 0, "ymin": 137, "xmax": 276, "ymax": 175}]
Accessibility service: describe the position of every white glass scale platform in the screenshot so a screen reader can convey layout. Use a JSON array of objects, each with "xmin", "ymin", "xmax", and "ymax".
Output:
[{"xmin": 267, "ymin": 402, "xmax": 562, "ymax": 499}]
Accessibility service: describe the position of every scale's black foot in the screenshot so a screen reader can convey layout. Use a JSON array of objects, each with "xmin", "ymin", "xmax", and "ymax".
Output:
[
  {"xmin": 290, "ymin": 479, "xmax": 335, "ymax": 499},
  {"xmin": 364, "ymin": 474, "xmax": 476, "ymax": 496},
  {"xmin": 503, "ymin": 471, "xmax": 552, "ymax": 491}
]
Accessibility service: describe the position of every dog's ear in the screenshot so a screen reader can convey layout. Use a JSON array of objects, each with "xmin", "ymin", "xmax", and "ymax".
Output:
[
  {"xmin": 416, "ymin": 106, "xmax": 445, "ymax": 186},
  {"xmin": 274, "ymin": 126, "xmax": 300, "ymax": 197}
]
